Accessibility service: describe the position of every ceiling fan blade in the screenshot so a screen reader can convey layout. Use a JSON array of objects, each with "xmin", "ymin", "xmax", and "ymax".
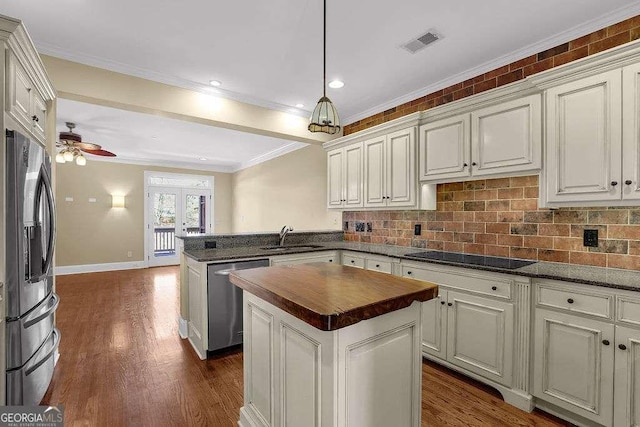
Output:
[
  {"xmin": 72, "ymin": 142, "xmax": 102, "ymax": 151},
  {"xmin": 81, "ymin": 148, "xmax": 117, "ymax": 157}
]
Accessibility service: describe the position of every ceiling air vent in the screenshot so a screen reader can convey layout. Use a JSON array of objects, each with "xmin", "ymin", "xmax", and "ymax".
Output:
[{"xmin": 402, "ymin": 30, "xmax": 441, "ymax": 54}]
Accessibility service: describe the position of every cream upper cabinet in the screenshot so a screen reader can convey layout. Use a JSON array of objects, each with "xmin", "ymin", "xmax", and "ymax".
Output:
[
  {"xmin": 363, "ymin": 136, "xmax": 387, "ymax": 207},
  {"xmin": 446, "ymin": 290, "xmax": 514, "ymax": 387},
  {"xmin": 544, "ymin": 70, "xmax": 622, "ymax": 205},
  {"xmin": 6, "ymin": 52, "xmax": 48, "ymax": 144},
  {"xmin": 614, "ymin": 325, "xmax": 640, "ymax": 427},
  {"xmin": 623, "ymin": 62, "xmax": 640, "ymax": 201},
  {"xmin": 364, "ymin": 127, "xmax": 416, "ymax": 208},
  {"xmin": 326, "ymin": 143, "xmax": 363, "ymax": 209},
  {"xmin": 533, "ymin": 308, "xmax": 614, "ymax": 426},
  {"xmin": 419, "ymin": 113, "xmax": 470, "ymax": 181},
  {"xmin": 471, "ymin": 94, "xmax": 542, "ymax": 176}
]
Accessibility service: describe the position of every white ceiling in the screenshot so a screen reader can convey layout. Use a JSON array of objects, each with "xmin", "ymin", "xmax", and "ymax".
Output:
[
  {"xmin": 4, "ymin": 0, "xmax": 640, "ymax": 124},
  {"xmin": 56, "ymin": 99, "xmax": 307, "ymax": 172}
]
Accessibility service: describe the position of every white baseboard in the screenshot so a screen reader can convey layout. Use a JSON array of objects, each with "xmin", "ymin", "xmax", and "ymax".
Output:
[
  {"xmin": 178, "ymin": 317, "xmax": 188, "ymax": 339},
  {"xmin": 54, "ymin": 261, "xmax": 146, "ymax": 275}
]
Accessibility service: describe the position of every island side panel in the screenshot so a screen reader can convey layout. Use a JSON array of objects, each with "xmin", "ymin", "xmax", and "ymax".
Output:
[{"xmin": 239, "ymin": 291, "xmax": 423, "ymax": 427}]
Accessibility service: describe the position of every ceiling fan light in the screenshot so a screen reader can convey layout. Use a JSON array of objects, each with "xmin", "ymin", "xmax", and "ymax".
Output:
[
  {"xmin": 75, "ymin": 154, "xmax": 86, "ymax": 166},
  {"xmin": 63, "ymin": 150, "xmax": 75, "ymax": 162},
  {"xmin": 55, "ymin": 152, "xmax": 66, "ymax": 163},
  {"xmin": 308, "ymin": 96, "xmax": 341, "ymax": 135}
]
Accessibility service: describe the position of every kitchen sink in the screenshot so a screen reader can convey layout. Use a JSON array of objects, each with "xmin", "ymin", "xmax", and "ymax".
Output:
[{"xmin": 260, "ymin": 245, "xmax": 325, "ymax": 251}]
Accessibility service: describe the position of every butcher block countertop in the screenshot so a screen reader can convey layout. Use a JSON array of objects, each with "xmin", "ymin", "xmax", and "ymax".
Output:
[{"xmin": 229, "ymin": 262, "xmax": 438, "ymax": 331}]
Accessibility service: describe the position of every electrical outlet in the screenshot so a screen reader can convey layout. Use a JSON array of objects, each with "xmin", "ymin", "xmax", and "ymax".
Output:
[
  {"xmin": 583, "ymin": 229, "xmax": 599, "ymax": 247},
  {"xmin": 344, "ymin": 221, "xmax": 349, "ymax": 231},
  {"xmin": 127, "ymin": 251, "xmax": 132, "ymax": 258},
  {"xmin": 366, "ymin": 222, "xmax": 372, "ymax": 232},
  {"xmin": 205, "ymin": 241, "xmax": 217, "ymax": 249},
  {"xmin": 355, "ymin": 222, "xmax": 365, "ymax": 232},
  {"xmin": 414, "ymin": 224, "xmax": 422, "ymax": 236}
]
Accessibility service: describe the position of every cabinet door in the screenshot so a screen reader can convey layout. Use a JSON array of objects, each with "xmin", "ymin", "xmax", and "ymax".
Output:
[
  {"xmin": 187, "ymin": 263, "xmax": 206, "ymax": 357},
  {"xmin": 344, "ymin": 143, "xmax": 364, "ymax": 208},
  {"xmin": 446, "ymin": 291, "xmax": 514, "ymax": 387},
  {"xmin": 327, "ymin": 148, "xmax": 344, "ymax": 208},
  {"xmin": 364, "ymin": 136, "xmax": 387, "ymax": 207},
  {"xmin": 614, "ymin": 325, "xmax": 640, "ymax": 427},
  {"xmin": 533, "ymin": 308, "xmax": 614, "ymax": 426},
  {"xmin": 545, "ymin": 70, "xmax": 622, "ymax": 203},
  {"xmin": 386, "ymin": 127, "xmax": 416, "ymax": 207},
  {"xmin": 471, "ymin": 94, "xmax": 542, "ymax": 176},
  {"xmin": 418, "ymin": 114, "xmax": 471, "ymax": 181},
  {"xmin": 623, "ymin": 63, "xmax": 640, "ymax": 201},
  {"xmin": 422, "ymin": 290, "xmax": 447, "ymax": 360},
  {"xmin": 7, "ymin": 54, "xmax": 34, "ymax": 131},
  {"xmin": 31, "ymin": 90, "xmax": 47, "ymax": 143}
]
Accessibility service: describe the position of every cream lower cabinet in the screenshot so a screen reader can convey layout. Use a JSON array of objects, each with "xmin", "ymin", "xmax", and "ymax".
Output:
[
  {"xmin": 186, "ymin": 256, "xmax": 208, "ymax": 359},
  {"xmin": 533, "ymin": 308, "xmax": 614, "ymax": 426},
  {"xmin": 341, "ymin": 251, "xmax": 396, "ymax": 274},
  {"xmin": 402, "ymin": 262, "xmax": 531, "ymax": 411},
  {"xmin": 446, "ymin": 290, "xmax": 514, "ymax": 387},
  {"xmin": 614, "ymin": 325, "xmax": 640, "ymax": 427},
  {"xmin": 270, "ymin": 251, "xmax": 339, "ymax": 266}
]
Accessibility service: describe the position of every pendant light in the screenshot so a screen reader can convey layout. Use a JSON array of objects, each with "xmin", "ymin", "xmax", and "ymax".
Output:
[{"xmin": 308, "ymin": 0, "xmax": 341, "ymax": 135}]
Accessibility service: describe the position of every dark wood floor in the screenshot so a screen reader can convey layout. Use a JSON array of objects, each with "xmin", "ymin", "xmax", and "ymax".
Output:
[{"xmin": 44, "ymin": 266, "xmax": 572, "ymax": 426}]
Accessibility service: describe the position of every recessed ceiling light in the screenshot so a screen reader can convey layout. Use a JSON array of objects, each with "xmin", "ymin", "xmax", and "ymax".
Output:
[
  {"xmin": 199, "ymin": 157, "xmax": 207, "ymax": 161},
  {"xmin": 209, "ymin": 80, "xmax": 222, "ymax": 87},
  {"xmin": 328, "ymin": 80, "xmax": 344, "ymax": 89},
  {"xmin": 295, "ymin": 103, "xmax": 304, "ymax": 108}
]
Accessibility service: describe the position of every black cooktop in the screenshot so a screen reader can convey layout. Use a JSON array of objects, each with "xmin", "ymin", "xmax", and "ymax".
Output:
[{"xmin": 404, "ymin": 251, "xmax": 536, "ymax": 270}]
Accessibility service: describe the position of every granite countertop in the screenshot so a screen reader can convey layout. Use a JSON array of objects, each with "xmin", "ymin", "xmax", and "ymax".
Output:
[
  {"xmin": 229, "ymin": 263, "xmax": 438, "ymax": 331},
  {"xmin": 184, "ymin": 241, "xmax": 640, "ymax": 293}
]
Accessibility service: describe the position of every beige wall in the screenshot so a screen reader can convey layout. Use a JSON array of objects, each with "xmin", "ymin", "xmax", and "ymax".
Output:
[
  {"xmin": 231, "ymin": 145, "xmax": 341, "ymax": 233},
  {"xmin": 55, "ymin": 161, "xmax": 232, "ymax": 266}
]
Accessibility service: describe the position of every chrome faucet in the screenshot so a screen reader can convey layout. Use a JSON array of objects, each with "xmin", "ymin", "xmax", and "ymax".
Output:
[{"xmin": 279, "ymin": 225, "xmax": 293, "ymax": 246}]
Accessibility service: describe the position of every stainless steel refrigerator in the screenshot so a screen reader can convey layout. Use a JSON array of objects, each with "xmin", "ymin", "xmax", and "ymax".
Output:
[{"xmin": 5, "ymin": 130, "xmax": 60, "ymax": 405}]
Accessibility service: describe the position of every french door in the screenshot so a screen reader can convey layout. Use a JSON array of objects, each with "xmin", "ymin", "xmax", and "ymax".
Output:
[{"xmin": 147, "ymin": 186, "xmax": 211, "ymax": 266}]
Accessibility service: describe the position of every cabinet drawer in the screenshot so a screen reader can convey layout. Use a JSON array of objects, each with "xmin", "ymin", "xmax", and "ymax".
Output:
[
  {"xmin": 342, "ymin": 253, "xmax": 365, "ymax": 269},
  {"xmin": 401, "ymin": 264, "xmax": 512, "ymax": 299},
  {"xmin": 616, "ymin": 295, "xmax": 640, "ymax": 327},
  {"xmin": 365, "ymin": 259, "xmax": 393, "ymax": 274},
  {"xmin": 535, "ymin": 281, "xmax": 613, "ymax": 320}
]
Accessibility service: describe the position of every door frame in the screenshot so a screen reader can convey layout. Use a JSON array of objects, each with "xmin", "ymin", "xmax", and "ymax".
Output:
[{"xmin": 143, "ymin": 171, "xmax": 214, "ymax": 268}]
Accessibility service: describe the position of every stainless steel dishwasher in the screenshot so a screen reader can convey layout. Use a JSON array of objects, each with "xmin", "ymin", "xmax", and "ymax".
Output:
[{"xmin": 207, "ymin": 259, "xmax": 269, "ymax": 353}]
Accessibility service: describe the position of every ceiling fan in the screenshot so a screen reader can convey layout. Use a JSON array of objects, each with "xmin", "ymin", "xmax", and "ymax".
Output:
[{"xmin": 55, "ymin": 122, "xmax": 116, "ymax": 166}]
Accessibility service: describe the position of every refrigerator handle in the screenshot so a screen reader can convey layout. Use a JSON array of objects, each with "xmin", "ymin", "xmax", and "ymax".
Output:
[
  {"xmin": 24, "ymin": 329, "xmax": 60, "ymax": 377},
  {"xmin": 24, "ymin": 293, "xmax": 59, "ymax": 328},
  {"xmin": 40, "ymin": 165, "xmax": 56, "ymax": 278}
]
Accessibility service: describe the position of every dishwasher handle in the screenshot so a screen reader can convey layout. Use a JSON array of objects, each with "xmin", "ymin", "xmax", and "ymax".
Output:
[{"xmin": 213, "ymin": 269, "xmax": 235, "ymax": 276}]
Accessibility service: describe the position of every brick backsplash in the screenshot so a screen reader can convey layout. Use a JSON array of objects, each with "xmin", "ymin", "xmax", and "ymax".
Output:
[
  {"xmin": 343, "ymin": 176, "xmax": 640, "ymax": 271},
  {"xmin": 343, "ymin": 15, "xmax": 640, "ymax": 136}
]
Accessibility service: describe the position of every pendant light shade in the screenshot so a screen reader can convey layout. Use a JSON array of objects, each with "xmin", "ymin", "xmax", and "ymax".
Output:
[
  {"xmin": 308, "ymin": 0, "xmax": 341, "ymax": 135},
  {"xmin": 309, "ymin": 96, "xmax": 340, "ymax": 134}
]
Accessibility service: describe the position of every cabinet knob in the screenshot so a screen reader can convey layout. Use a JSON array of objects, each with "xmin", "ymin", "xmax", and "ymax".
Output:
[
  {"xmin": 440, "ymin": 301, "xmax": 445, "ymax": 305},
  {"xmin": 611, "ymin": 181, "xmax": 618, "ymax": 187},
  {"xmin": 619, "ymin": 344, "xmax": 628, "ymax": 351},
  {"xmin": 32, "ymin": 115, "xmax": 39, "ymax": 122},
  {"xmin": 472, "ymin": 162, "xmax": 477, "ymax": 166},
  {"xmin": 602, "ymin": 339, "xmax": 610, "ymax": 346},
  {"xmin": 447, "ymin": 302, "xmax": 453, "ymax": 307},
  {"xmin": 407, "ymin": 271, "xmax": 412, "ymax": 275},
  {"xmin": 350, "ymin": 260, "xmax": 355, "ymax": 263},
  {"xmin": 329, "ymin": 259, "xmax": 333, "ymax": 262},
  {"xmin": 375, "ymin": 264, "xmax": 380, "ymax": 268},
  {"xmin": 491, "ymin": 286, "xmax": 497, "ymax": 291},
  {"xmin": 626, "ymin": 180, "xmax": 633, "ymax": 185},
  {"xmin": 567, "ymin": 298, "xmax": 574, "ymax": 304},
  {"xmin": 463, "ymin": 163, "xmax": 468, "ymax": 167}
]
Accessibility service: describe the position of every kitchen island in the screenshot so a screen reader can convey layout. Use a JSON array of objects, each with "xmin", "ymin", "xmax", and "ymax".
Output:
[{"xmin": 229, "ymin": 262, "xmax": 438, "ymax": 427}]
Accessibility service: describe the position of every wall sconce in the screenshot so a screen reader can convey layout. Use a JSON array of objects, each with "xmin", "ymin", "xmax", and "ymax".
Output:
[{"xmin": 111, "ymin": 195, "xmax": 126, "ymax": 208}]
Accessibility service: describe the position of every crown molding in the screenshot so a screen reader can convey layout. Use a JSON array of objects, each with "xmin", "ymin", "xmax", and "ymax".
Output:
[
  {"xmin": 343, "ymin": 2, "xmax": 640, "ymax": 125},
  {"xmin": 36, "ymin": 41, "xmax": 310, "ymax": 118},
  {"xmin": 71, "ymin": 141, "xmax": 309, "ymax": 174},
  {"xmin": 235, "ymin": 142, "xmax": 307, "ymax": 171}
]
